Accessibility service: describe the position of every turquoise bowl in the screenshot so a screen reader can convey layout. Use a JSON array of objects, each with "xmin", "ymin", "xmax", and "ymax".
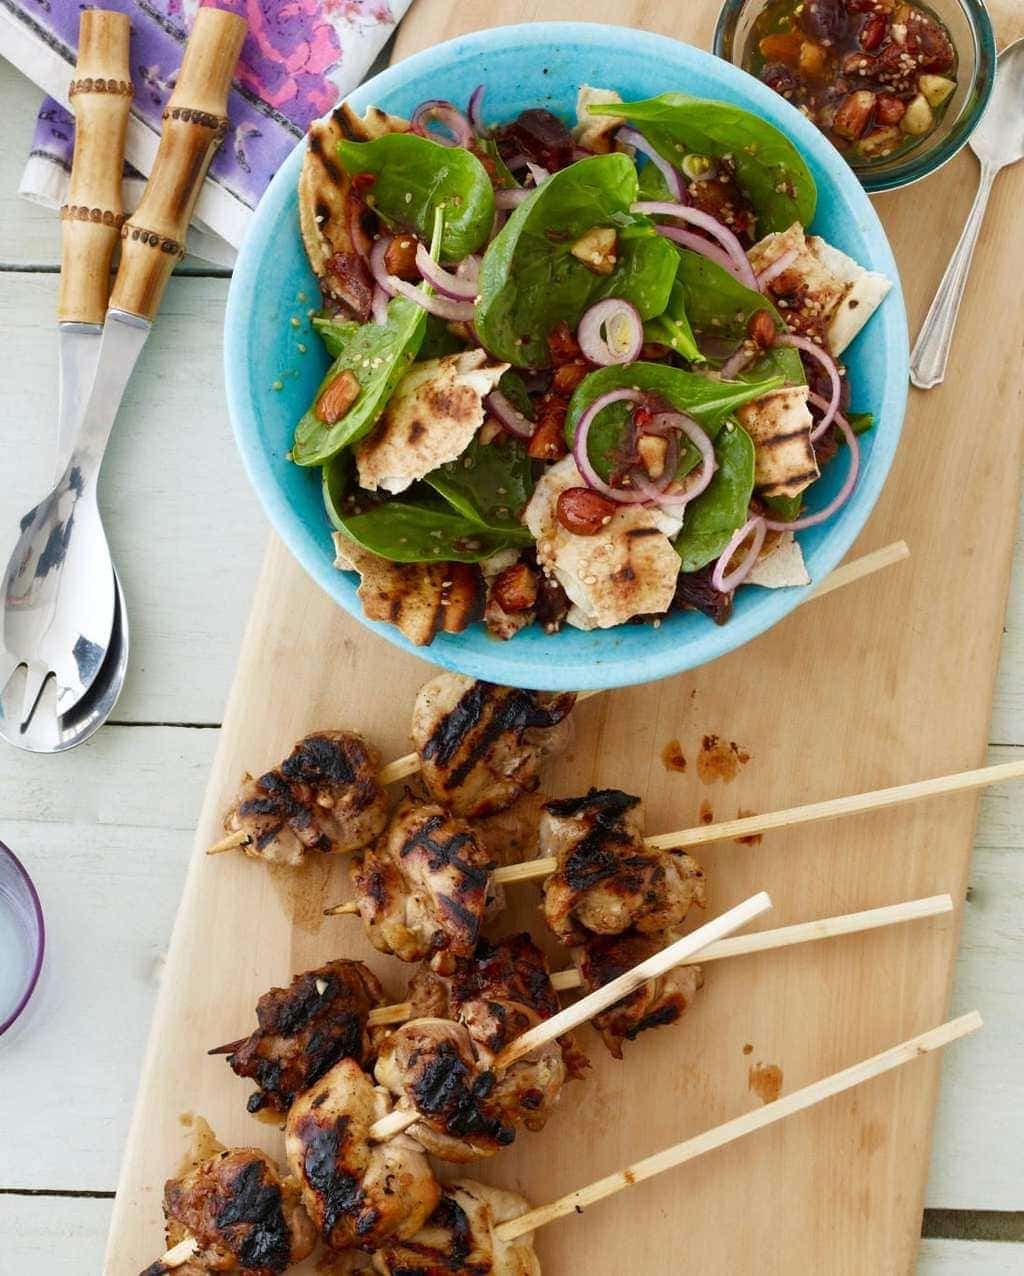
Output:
[{"xmin": 225, "ymin": 21, "xmax": 908, "ymax": 691}]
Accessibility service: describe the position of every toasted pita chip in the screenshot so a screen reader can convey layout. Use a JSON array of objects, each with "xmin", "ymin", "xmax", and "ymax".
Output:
[
  {"xmin": 355, "ymin": 350, "xmax": 509, "ymax": 494},
  {"xmin": 337, "ymin": 102, "xmax": 410, "ymax": 141},
  {"xmin": 574, "ymin": 85, "xmax": 623, "ymax": 154},
  {"xmin": 747, "ymin": 533, "xmax": 810, "ymax": 589},
  {"xmin": 333, "ymin": 534, "xmax": 482, "ymax": 646},
  {"xmin": 737, "ymin": 384, "xmax": 819, "ymax": 500}
]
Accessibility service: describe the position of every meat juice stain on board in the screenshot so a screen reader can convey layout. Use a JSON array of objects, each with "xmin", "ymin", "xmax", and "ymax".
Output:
[
  {"xmin": 661, "ymin": 739, "xmax": 688, "ymax": 773},
  {"xmin": 697, "ymin": 734, "xmax": 751, "ymax": 785},
  {"xmin": 748, "ymin": 1061, "xmax": 784, "ymax": 1105}
]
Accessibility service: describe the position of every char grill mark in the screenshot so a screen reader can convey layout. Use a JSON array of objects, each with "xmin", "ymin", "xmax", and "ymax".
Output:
[
  {"xmin": 400, "ymin": 815, "xmax": 492, "ymax": 892},
  {"xmin": 543, "ymin": 788, "xmax": 639, "ymax": 819},
  {"xmin": 410, "ymin": 1041, "xmax": 515, "ymax": 1146},
  {"xmin": 297, "ymin": 1115, "xmax": 363, "ymax": 1242},
  {"xmin": 213, "ymin": 1159, "xmax": 292, "ymax": 1272}
]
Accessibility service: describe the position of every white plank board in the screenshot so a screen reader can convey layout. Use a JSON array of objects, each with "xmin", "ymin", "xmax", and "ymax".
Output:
[
  {"xmin": 0, "ymin": 1193, "xmax": 1018, "ymax": 1276},
  {"xmin": 0, "ymin": 272, "xmax": 266, "ymax": 725}
]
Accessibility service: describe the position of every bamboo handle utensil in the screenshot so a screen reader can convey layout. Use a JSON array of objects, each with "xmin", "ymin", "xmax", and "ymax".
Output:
[
  {"xmin": 58, "ymin": 10, "xmax": 133, "ymax": 326},
  {"xmin": 109, "ymin": 7, "xmax": 246, "ymax": 321}
]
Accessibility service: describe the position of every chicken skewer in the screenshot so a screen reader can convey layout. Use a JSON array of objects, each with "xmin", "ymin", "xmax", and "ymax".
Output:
[
  {"xmin": 320, "ymin": 753, "xmax": 1024, "ymax": 912},
  {"xmin": 366, "ymin": 891, "xmax": 772, "ymax": 1142},
  {"xmin": 207, "ymin": 540, "xmax": 909, "ymax": 858},
  {"xmin": 493, "ymin": 1011, "xmax": 983, "ymax": 1245}
]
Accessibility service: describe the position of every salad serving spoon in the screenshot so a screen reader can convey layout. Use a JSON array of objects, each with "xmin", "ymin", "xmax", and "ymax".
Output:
[{"xmin": 910, "ymin": 37, "xmax": 1024, "ymax": 389}]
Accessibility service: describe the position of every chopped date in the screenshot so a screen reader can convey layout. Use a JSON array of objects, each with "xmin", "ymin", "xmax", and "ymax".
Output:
[
  {"xmin": 673, "ymin": 564, "xmax": 733, "ymax": 625},
  {"xmin": 491, "ymin": 562, "xmax": 539, "ymax": 613},
  {"xmin": 496, "ymin": 108, "xmax": 575, "ymax": 172},
  {"xmin": 798, "ymin": 0, "xmax": 848, "ymax": 43},
  {"xmin": 534, "ymin": 570, "xmax": 571, "ymax": 631},
  {"xmin": 546, "ymin": 321, "xmax": 583, "ymax": 366},
  {"xmin": 527, "ymin": 394, "xmax": 570, "ymax": 461}
]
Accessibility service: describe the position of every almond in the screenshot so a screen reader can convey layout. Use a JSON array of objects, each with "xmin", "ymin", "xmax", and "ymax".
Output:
[
  {"xmin": 746, "ymin": 309, "xmax": 777, "ymax": 349},
  {"xmin": 384, "ymin": 234, "xmax": 419, "ymax": 280},
  {"xmin": 315, "ymin": 369, "xmax": 361, "ymax": 425},
  {"xmin": 833, "ymin": 90, "xmax": 877, "ymax": 141},
  {"xmin": 556, "ymin": 486, "xmax": 618, "ymax": 536}
]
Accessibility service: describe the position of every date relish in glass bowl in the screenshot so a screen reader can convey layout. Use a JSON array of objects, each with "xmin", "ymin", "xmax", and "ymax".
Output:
[{"xmin": 715, "ymin": 0, "xmax": 995, "ymax": 191}]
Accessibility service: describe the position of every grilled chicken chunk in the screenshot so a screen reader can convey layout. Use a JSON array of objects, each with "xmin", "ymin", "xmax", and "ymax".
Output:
[
  {"xmin": 350, "ymin": 796, "xmax": 497, "ymax": 967},
  {"xmin": 355, "ymin": 351, "xmax": 509, "ymax": 495},
  {"xmin": 524, "ymin": 455, "xmax": 682, "ymax": 630},
  {"xmin": 747, "ymin": 222, "xmax": 892, "ymax": 355},
  {"xmin": 371, "ymin": 1180, "xmax": 540, "ymax": 1276},
  {"xmin": 411, "ymin": 673, "xmax": 576, "ymax": 819},
  {"xmin": 573, "ymin": 929, "xmax": 705, "ymax": 1058},
  {"xmin": 540, "ymin": 789, "xmax": 708, "ymax": 946},
  {"xmin": 142, "ymin": 1143, "xmax": 316, "ymax": 1276},
  {"xmin": 222, "ymin": 960, "xmax": 386, "ymax": 1115},
  {"xmin": 223, "ymin": 732, "xmax": 389, "ymax": 867},
  {"xmin": 407, "ymin": 932, "xmax": 589, "ymax": 1082},
  {"xmin": 374, "ymin": 1018, "xmax": 518, "ymax": 1162},
  {"xmin": 285, "ymin": 1057, "xmax": 440, "ymax": 1252},
  {"xmin": 333, "ymin": 534, "xmax": 483, "ymax": 647}
]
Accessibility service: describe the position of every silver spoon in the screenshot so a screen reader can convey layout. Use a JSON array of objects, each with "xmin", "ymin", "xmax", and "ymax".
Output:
[{"xmin": 910, "ymin": 37, "xmax": 1024, "ymax": 389}]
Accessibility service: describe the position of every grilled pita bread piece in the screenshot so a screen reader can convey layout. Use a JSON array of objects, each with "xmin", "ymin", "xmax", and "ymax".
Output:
[
  {"xmin": 299, "ymin": 105, "xmax": 408, "ymax": 320},
  {"xmin": 573, "ymin": 84, "xmax": 623, "ymax": 154},
  {"xmin": 524, "ymin": 455, "xmax": 681, "ymax": 630},
  {"xmin": 747, "ymin": 531, "xmax": 810, "ymax": 589},
  {"xmin": 356, "ymin": 350, "xmax": 510, "ymax": 494},
  {"xmin": 737, "ymin": 384, "xmax": 819, "ymax": 500},
  {"xmin": 748, "ymin": 222, "xmax": 891, "ymax": 354},
  {"xmin": 333, "ymin": 533, "xmax": 482, "ymax": 646}
]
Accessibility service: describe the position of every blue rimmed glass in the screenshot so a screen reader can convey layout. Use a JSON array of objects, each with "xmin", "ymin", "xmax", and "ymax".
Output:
[
  {"xmin": 714, "ymin": 0, "xmax": 996, "ymax": 192},
  {"xmin": 0, "ymin": 841, "xmax": 45, "ymax": 1037}
]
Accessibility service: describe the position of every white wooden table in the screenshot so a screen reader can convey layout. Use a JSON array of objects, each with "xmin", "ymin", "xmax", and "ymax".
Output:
[{"xmin": 0, "ymin": 57, "xmax": 1021, "ymax": 1275}]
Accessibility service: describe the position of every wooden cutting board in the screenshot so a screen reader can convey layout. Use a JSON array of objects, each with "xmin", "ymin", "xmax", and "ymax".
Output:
[{"xmin": 105, "ymin": 3, "xmax": 1024, "ymax": 1272}]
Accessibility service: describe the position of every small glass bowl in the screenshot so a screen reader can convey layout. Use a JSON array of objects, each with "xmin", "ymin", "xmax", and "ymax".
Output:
[
  {"xmin": 0, "ymin": 841, "xmax": 45, "ymax": 1037},
  {"xmin": 713, "ymin": 0, "xmax": 996, "ymax": 192}
]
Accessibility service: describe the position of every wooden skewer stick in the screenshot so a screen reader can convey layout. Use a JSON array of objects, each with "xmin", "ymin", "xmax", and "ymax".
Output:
[
  {"xmin": 493, "ymin": 1009, "xmax": 982, "ymax": 1242},
  {"xmin": 206, "ymin": 1001, "xmax": 414, "ymax": 1056},
  {"xmin": 153, "ymin": 1235, "xmax": 199, "ymax": 1271},
  {"xmin": 207, "ymin": 541, "xmax": 909, "ymax": 857},
  {"xmin": 367, "ymin": 891, "xmax": 772, "ymax": 1142}
]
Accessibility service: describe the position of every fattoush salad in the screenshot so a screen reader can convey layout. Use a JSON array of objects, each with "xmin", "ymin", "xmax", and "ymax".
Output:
[{"xmin": 291, "ymin": 85, "xmax": 891, "ymax": 646}]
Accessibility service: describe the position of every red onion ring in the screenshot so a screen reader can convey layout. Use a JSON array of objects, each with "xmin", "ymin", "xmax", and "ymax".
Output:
[
  {"xmin": 456, "ymin": 255, "xmax": 480, "ymax": 286},
  {"xmin": 633, "ymin": 200, "xmax": 759, "ymax": 291},
  {"xmin": 763, "ymin": 410, "xmax": 860, "ymax": 531},
  {"xmin": 712, "ymin": 515, "xmax": 767, "ymax": 592},
  {"xmin": 411, "ymin": 99, "xmax": 472, "ymax": 148},
  {"xmin": 495, "ymin": 188, "xmax": 531, "ymax": 209},
  {"xmin": 576, "ymin": 299, "xmax": 644, "ymax": 366},
  {"xmin": 632, "ymin": 413, "xmax": 717, "ymax": 509},
  {"xmin": 369, "ymin": 236, "xmax": 397, "ymax": 297},
  {"xmin": 719, "ymin": 345, "xmax": 756, "ymax": 379},
  {"xmin": 385, "ymin": 274, "xmax": 475, "ymax": 321},
  {"xmin": 777, "ymin": 334, "xmax": 841, "ymax": 441},
  {"xmin": 485, "ymin": 389, "xmax": 535, "ymax": 440},
  {"xmin": 617, "ymin": 127, "xmax": 684, "ymax": 200},
  {"xmin": 414, "ymin": 242, "xmax": 478, "ymax": 300},
  {"xmin": 757, "ymin": 246, "xmax": 799, "ymax": 291},
  {"xmin": 573, "ymin": 390, "xmax": 653, "ymax": 504},
  {"xmin": 504, "ymin": 152, "xmax": 529, "ymax": 172},
  {"xmin": 526, "ymin": 161, "xmax": 550, "ymax": 187},
  {"xmin": 370, "ymin": 285, "xmax": 389, "ymax": 326},
  {"xmin": 652, "ymin": 225, "xmax": 747, "ymax": 281},
  {"xmin": 467, "ymin": 84, "xmax": 489, "ymax": 138}
]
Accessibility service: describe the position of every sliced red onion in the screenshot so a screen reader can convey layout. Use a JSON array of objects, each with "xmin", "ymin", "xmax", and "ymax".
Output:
[
  {"xmin": 411, "ymin": 99, "xmax": 472, "ymax": 148},
  {"xmin": 370, "ymin": 235, "xmax": 397, "ymax": 297},
  {"xmin": 526, "ymin": 161, "xmax": 550, "ymax": 187},
  {"xmin": 617, "ymin": 126, "xmax": 684, "ymax": 201},
  {"xmin": 467, "ymin": 84, "xmax": 489, "ymax": 138},
  {"xmin": 719, "ymin": 344, "xmax": 756, "ymax": 380},
  {"xmin": 577, "ymin": 299, "xmax": 643, "ymax": 366},
  {"xmin": 489, "ymin": 207, "xmax": 508, "ymax": 241},
  {"xmin": 485, "ymin": 389, "xmax": 535, "ymax": 440},
  {"xmin": 572, "ymin": 144, "xmax": 592, "ymax": 161},
  {"xmin": 504, "ymin": 152, "xmax": 529, "ymax": 172},
  {"xmin": 573, "ymin": 390, "xmax": 652, "ymax": 504},
  {"xmin": 757, "ymin": 246, "xmax": 799, "ymax": 291},
  {"xmin": 712, "ymin": 515, "xmax": 767, "ymax": 592},
  {"xmin": 632, "ymin": 413, "xmax": 717, "ymax": 509},
  {"xmin": 777, "ymin": 334, "xmax": 841, "ymax": 441},
  {"xmin": 385, "ymin": 274, "xmax": 476, "ymax": 321},
  {"xmin": 633, "ymin": 200, "xmax": 759, "ymax": 292},
  {"xmin": 414, "ymin": 242, "xmax": 478, "ymax": 300},
  {"xmin": 456, "ymin": 255, "xmax": 480, "ymax": 286},
  {"xmin": 495, "ymin": 188, "xmax": 531, "ymax": 209},
  {"xmin": 371, "ymin": 285, "xmax": 389, "ymax": 326},
  {"xmin": 653, "ymin": 225, "xmax": 746, "ymax": 281},
  {"xmin": 764, "ymin": 411, "xmax": 861, "ymax": 531}
]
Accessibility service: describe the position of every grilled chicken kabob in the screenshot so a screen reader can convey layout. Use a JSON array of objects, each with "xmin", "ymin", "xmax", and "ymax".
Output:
[{"xmin": 207, "ymin": 675, "xmax": 577, "ymax": 864}]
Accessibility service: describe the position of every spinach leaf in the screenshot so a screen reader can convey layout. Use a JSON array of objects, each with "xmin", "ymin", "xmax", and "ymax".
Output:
[
  {"xmin": 848, "ymin": 410, "xmax": 874, "ymax": 435},
  {"xmin": 674, "ymin": 423, "xmax": 756, "ymax": 573},
  {"xmin": 495, "ymin": 370, "xmax": 534, "ymax": 420},
  {"xmin": 564, "ymin": 361, "xmax": 784, "ymax": 482},
  {"xmin": 670, "ymin": 249, "xmax": 781, "ymax": 365},
  {"xmin": 313, "ymin": 314, "xmax": 359, "ymax": 359},
  {"xmin": 590, "ymin": 94, "xmax": 816, "ymax": 233},
  {"xmin": 764, "ymin": 492, "xmax": 802, "ymax": 522},
  {"xmin": 338, "ymin": 133, "xmax": 495, "ymax": 259},
  {"xmin": 739, "ymin": 344, "xmax": 805, "ymax": 386},
  {"xmin": 474, "ymin": 153, "xmax": 678, "ymax": 367},
  {"xmin": 424, "ymin": 434, "xmax": 534, "ymax": 542},
  {"xmin": 293, "ymin": 294, "xmax": 427, "ymax": 466},
  {"xmin": 636, "ymin": 158, "xmax": 673, "ymax": 201},
  {"xmin": 473, "ymin": 138, "xmax": 518, "ymax": 190},
  {"xmin": 643, "ymin": 276, "xmax": 701, "ymax": 363},
  {"xmin": 419, "ymin": 314, "xmax": 465, "ymax": 360},
  {"xmin": 324, "ymin": 460, "xmax": 521, "ymax": 563}
]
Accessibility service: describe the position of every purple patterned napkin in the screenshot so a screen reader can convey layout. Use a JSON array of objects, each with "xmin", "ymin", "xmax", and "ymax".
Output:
[{"xmin": 4, "ymin": 0, "xmax": 411, "ymax": 261}]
